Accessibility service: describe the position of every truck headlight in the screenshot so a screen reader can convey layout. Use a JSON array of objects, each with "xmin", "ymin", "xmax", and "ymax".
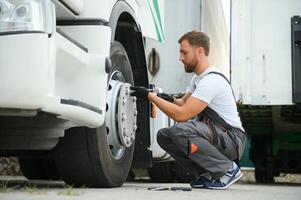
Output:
[{"xmin": 0, "ymin": 0, "xmax": 54, "ymax": 34}]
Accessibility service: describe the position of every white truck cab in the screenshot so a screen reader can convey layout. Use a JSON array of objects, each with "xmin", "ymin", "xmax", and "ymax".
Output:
[{"xmin": 0, "ymin": 0, "xmax": 165, "ymax": 187}]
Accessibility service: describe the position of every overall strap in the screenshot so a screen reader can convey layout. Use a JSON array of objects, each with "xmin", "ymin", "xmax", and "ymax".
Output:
[
  {"xmin": 200, "ymin": 71, "xmax": 246, "ymax": 160},
  {"xmin": 199, "ymin": 71, "xmax": 245, "ymax": 134},
  {"xmin": 207, "ymin": 71, "xmax": 237, "ymax": 102}
]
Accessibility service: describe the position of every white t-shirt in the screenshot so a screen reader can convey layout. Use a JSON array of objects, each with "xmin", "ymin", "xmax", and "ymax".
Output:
[{"xmin": 189, "ymin": 66, "xmax": 244, "ymax": 131}]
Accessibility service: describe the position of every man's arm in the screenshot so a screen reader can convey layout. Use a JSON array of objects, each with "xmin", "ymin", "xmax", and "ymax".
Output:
[
  {"xmin": 173, "ymin": 92, "xmax": 192, "ymax": 106},
  {"xmin": 148, "ymin": 92, "xmax": 207, "ymax": 122}
]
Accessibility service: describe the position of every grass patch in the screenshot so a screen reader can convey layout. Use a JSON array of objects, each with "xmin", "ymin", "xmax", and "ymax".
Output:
[
  {"xmin": 58, "ymin": 185, "xmax": 81, "ymax": 196},
  {"xmin": 0, "ymin": 181, "xmax": 11, "ymax": 193},
  {"xmin": 24, "ymin": 184, "xmax": 46, "ymax": 195}
]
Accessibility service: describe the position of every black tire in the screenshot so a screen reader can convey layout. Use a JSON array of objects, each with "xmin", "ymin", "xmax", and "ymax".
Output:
[
  {"xmin": 148, "ymin": 162, "xmax": 175, "ymax": 183},
  {"xmin": 19, "ymin": 155, "xmax": 60, "ymax": 180},
  {"xmin": 255, "ymin": 168, "xmax": 274, "ymax": 183},
  {"xmin": 174, "ymin": 163, "xmax": 193, "ymax": 183},
  {"xmin": 54, "ymin": 42, "xmax": 135, "ymax": 187},
  {"xmin": 251, "ymin": 135, "xmax": 275, "ymax": 183}
]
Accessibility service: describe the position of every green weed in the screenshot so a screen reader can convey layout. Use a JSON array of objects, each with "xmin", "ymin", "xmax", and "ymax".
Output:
[
  {"xmin": 58, "ymin": 184, "xmax": 81, "ymax": 196},
  {"xmin": 0, "ymin": 181, "xmax": 11, "ymax": 193}
]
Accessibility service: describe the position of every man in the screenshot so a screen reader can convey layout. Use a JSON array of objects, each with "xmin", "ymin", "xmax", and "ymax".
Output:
[{"xmin": 131, "ymin": 31, "xmax": 246, "ymax": 190}]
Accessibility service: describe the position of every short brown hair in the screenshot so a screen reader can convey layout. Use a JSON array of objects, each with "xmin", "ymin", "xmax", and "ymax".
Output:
[{"xmin": 178, "ymin": 31, "xmax": 210, "ymax": 56}]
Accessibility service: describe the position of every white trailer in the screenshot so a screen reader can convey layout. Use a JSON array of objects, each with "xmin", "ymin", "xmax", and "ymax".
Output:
[{"xmin": 231, "ymin": 0, "xmax": 301, "ymax": 182}]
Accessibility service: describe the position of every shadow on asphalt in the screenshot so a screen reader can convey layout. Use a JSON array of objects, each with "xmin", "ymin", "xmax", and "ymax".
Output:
[{"xmin": 1, "ymin": 178, "xmax": 66, "ymax": 189}]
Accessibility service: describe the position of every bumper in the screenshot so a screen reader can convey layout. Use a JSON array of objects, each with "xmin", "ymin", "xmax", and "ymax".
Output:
[{"xmin": 0, "ymin": 32, "xmax": 109, "ymax": 128}]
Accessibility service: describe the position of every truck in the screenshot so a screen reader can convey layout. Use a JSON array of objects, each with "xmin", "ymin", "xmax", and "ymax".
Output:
[
  {"xmin": 231, "ymin": 0, "xmax": 301, "ymax": 182},
  {"xmin": 0, "ymin": 0, "xmax": 167, "ymax": 187}
]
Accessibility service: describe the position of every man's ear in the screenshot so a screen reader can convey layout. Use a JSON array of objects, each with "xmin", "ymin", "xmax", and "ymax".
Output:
[{"xmin": 196, "ymin": 47, "xmax": 205, "ymax": 57}]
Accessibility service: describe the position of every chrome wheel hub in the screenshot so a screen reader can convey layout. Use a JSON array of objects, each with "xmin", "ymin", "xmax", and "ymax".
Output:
[{"xmin": 106, "ymin": 72, "xmax": 137, "ymax": 159}]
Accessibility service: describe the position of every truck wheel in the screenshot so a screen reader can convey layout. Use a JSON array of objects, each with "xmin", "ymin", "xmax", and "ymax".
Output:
[
  {"xmin": 174, "ymin": 163, "xmax": 193, "ymax": 183},
  {"xmin": 19, "ymin": 155, "xmax": 60, "ymax": 180},
  {"xmin": 54, "ymin": 42, "xmax": 137, "ymax": 187},
  {"xmin": 255, "ymin": 168, "xmax": 274, "ymax": 183},
  {"xmin": 251, "ymin": 135, "xmax": 275, "ymax": 183},
  {"xmin": 148, "ymin": 162, "xmax": 175, "ymax": 183}
]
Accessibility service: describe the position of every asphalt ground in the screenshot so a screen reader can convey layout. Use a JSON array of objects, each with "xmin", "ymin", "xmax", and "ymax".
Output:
[{"xmin": 0, "ymin": 169, "xmax": 301, "ymax": 200}]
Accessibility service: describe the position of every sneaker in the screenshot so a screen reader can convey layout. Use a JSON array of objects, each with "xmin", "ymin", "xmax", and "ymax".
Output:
[
  {"xmin": 204, "ymin": 162, "xmax": 243, "ymax": 190},
  {"xmin": 190, "ymin": 173, "xmax": 211, "ymax": 188}
]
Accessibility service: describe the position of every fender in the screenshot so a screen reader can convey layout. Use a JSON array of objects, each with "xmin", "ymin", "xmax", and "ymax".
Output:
[
  {"xmin": 109, "ymin": 0, "xmax": 165, "ymax": 43},
  {"xmin": 109, "ymin": 0, "xmax": 141, "ymax": 43},
  {"xmin": 53, "ymin": 0, "xmax": 164, "ymax": 42}
]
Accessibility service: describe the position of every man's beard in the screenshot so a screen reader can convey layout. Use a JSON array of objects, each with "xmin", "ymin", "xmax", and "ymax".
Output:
[{"xmin": 184, "ymin": 59, "xmax": 198, "ymax": 73}]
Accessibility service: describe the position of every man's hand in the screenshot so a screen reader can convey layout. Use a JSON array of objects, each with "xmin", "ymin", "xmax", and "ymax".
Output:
[
  {"xmin": 130, "ymin": 86, "xmax": 149, "ymax": 99},
  {"xmin": 157, "ymin": 93, "xmax": 174, "ymax": 102}
]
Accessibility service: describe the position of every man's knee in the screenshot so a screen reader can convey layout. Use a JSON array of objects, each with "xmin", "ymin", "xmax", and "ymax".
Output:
[{"xmin": 157, "ymin": 128, "xmax": 171, "ymax": 146}]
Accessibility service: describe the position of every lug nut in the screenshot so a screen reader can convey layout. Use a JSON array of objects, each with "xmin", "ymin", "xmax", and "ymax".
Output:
[
  {"xmin": 125, "ymin": 87, "xmax": 130, "ymax": 95},
  {"xmin": 133, "ymin": 125, "xmax": 137, "ymax": 131},
  {"xmin": 121, "ymin": 114, "xmax": 127, "ymax": 121}
]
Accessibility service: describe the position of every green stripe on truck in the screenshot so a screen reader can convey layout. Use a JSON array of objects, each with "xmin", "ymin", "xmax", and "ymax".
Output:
[{"xmin": 147, "ymin": 0, "xmax": 164, "ymax": 42}]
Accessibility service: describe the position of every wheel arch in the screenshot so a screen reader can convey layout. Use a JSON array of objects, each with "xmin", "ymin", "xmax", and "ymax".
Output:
[{"xmin": 109, "ymin": 1, "xmax": 152, "ymax": 168}]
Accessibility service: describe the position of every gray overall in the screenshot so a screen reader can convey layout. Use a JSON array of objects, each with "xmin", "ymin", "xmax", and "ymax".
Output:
[{"xmin": 157, "ymin": 72, "xmax": 247, "ymax": 180}]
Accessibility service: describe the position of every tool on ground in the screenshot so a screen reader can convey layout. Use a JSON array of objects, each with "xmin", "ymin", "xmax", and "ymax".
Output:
[{"xmin": 148, "ymin": 186, "xmax": 192, "ymax": 191}]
